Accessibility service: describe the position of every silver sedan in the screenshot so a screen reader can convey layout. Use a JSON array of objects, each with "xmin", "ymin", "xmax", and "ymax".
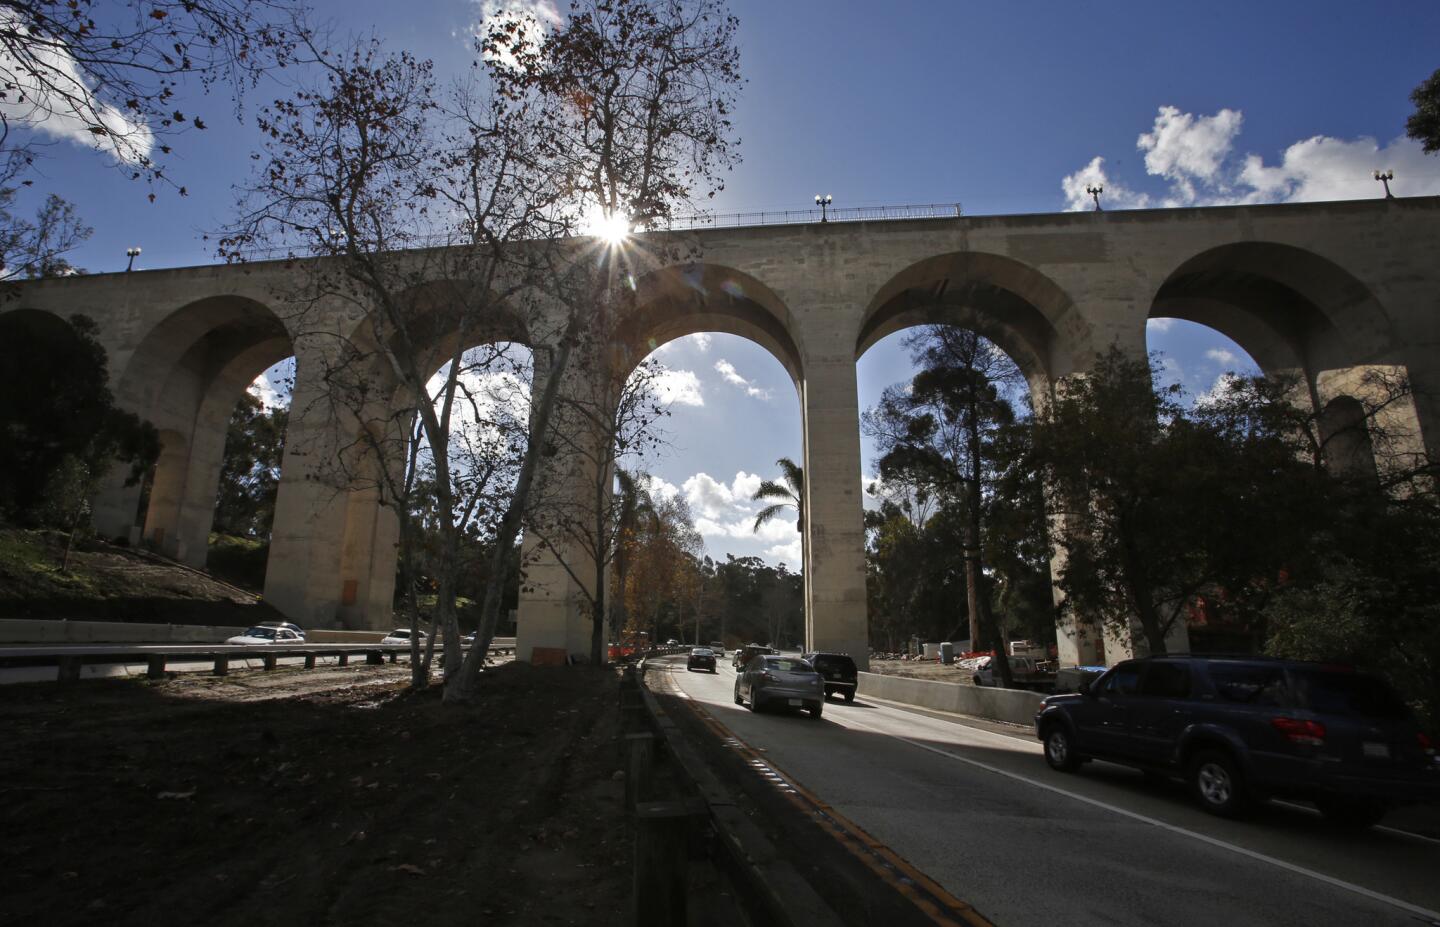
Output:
[{"xmin": 733, "ymin": 655, "xmax": 825, "ymax": 719}]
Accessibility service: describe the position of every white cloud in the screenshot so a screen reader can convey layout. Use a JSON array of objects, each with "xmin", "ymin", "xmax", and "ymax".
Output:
[
  {"xmin": 713, "ymin": 359, "xmax": 772, "ymax": 401},
  {"xmin": 247, "ymin": 374, "xmax": 283, "ymax": 410},
  {"xmin": 689, "ymin": 333, "xmax": 712, "ymax": 353},
  {"xmin": 1205, "ymin": 347, "xmax": 1240, "ymax": 368},
  {"xmin": 651, "ymin": 367, "xmax": 704, "ymax": 406},
  {"xmin": 694, "ymin": 513, "xmax": 796, "ymax": 543},
  {"xmin": 1158, "ymin": 356, "xmax": 1184, "ymax": 385},
  {"xmin": 765, "ymin": 538, "xmax": 803, "ymax": 566},
  {"xmin": 1147, "ymin": 318, "xmax": 1177, "ymax": 334},
  {"xmin": 639, "ymin": 474, "xmax": 679, "ymax": 503},
  {"xmin": 1061, "ymin": 156, "xmax": 1151, "ymax": 212},
  {"xmin": 472, "ymin": 1, "xmax": 562, "ymax": 69},
  {"xmin": 1194, "ymin": 372, "xmax": 1247, "ymax": 409},
  {"xmin": 1138, "ymin": 106, "xmax": 1244, "ymax": 204},
  {"xmin": 1236, "ymin": 133, "xmax": 1439, "ymax": 203},
  {"xmin": 682, "ymin": 470, "xmax": 764, "ymax": 520},
  {"xmin": 1063, "ymin": 105, "xmax": 1440, "ymax": 211},
  {"xmin": 0, "ymin": 10, "xmax": 154, "ymax": 163}
]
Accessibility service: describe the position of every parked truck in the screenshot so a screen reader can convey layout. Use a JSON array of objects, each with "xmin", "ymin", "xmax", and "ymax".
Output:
[{"xmin": 972, "ymin": 655, "xmax": 1056, "ymax": 692}]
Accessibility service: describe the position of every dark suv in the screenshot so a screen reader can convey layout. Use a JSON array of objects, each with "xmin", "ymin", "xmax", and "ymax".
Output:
[
  {"xmin": 802, "ymin": 652, "xmax": 858, "ymax": 703},
  {"xmin": 1034, "ymin": 655, "xmax": 1440, "ymax": 827}
]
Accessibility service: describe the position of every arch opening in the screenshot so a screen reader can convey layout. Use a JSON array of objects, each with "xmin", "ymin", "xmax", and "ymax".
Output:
[{"xmin": 856, "ymin": 321, "xmax": 1053, "ymax": 659}]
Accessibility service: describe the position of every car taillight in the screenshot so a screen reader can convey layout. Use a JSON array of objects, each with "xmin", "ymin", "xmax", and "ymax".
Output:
[
  {"xmin": 1420, "ymin": 733, "xmax": 1436, "ymax": 757},
  {"xmin": 1271, "ymin": 717, "xmax": 1326, "ymax": 747}
]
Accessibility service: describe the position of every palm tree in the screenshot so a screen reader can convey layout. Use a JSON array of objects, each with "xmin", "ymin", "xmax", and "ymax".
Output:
[
  {"xmin": 752, "ymin": 458, "xmax": 807, "ymax": 642},
  {"xmin": 751, "ymin": 457, "xmax": 804, "ymax": 535}
]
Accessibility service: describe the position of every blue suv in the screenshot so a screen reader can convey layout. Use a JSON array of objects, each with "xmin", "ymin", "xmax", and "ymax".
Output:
[{"xmin": 1034, "ymin": 655, "xmax": 1440, "ymax": 827}]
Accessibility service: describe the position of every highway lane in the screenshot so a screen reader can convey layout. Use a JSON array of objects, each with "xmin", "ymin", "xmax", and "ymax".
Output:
[{"xmin": 657, "ymin": 655, "xmax": 1440, "ymax": 927}]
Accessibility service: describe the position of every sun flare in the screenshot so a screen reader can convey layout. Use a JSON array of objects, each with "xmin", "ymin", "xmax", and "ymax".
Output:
[{"xmin": 584, "ymin": 209, "xmax": 632, "ymax": 245}]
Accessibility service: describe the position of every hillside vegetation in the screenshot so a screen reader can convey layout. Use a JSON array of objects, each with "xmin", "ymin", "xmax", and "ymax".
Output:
[{"xmin": 0, "ymin": 528, "xmax": 284, "ymax": 626}]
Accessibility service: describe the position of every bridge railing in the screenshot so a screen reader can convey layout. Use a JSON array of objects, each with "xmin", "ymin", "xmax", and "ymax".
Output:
[
  {"xmin": 228, "ymin": 202, "xmax": 966, "ymax": 262},
  {"xmin": 664, "ymin": 202, "xmax": 964, "ymax": 230}
]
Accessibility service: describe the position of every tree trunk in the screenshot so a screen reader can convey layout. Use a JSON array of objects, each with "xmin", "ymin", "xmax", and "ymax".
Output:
[
  {"xmin": 448, "ymin": 336, "xmax": 578, "ymax": 702},
  {"xmin": 964, "ymin": 404, "xmax": 1013, "ymax": 689},
  {"xmin": 1117, "ymin": 517, "xmax": 1167, "ymax": 656}
]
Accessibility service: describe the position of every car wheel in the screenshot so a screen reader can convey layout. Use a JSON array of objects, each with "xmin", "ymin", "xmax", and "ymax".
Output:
[
  {"xmin": 1042, "ymin": 723, "xmax": 1083, "ymax": 772},
  {"xmin": 1316, "ymin": 796, "xmax": 1387, "ymax": 829},
  {"xmin": 973, "ymin": 676, "xmax": 984, "ymax": 687},
  {"xmin": 1189, "ymin": 749, "xmax": 1246, "ymax": 817},
  {"xmin": 843, "ymin": 690, "xmax": 855, "ymax": 704},
  {"xmin": 809, "ymin": 703, "xmax": 823, "ymax": 720},
  {"xmin": 733, "ymin": 684, "xmax": 744, "ymax": 706}
]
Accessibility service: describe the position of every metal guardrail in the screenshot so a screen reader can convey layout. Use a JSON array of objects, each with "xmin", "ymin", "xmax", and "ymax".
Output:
[{"xmin": 0, "ymin": 639, "xmax": 516, "ymax": 683}]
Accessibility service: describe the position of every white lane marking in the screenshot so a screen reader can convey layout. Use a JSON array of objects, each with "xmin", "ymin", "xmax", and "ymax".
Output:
[
  {"xmin": 1268, "ymin": 799, "xmax": 1440, "ymax": 848},
  {"xmin": 840, "ymin": 713, "xmax": 1440, "ymax": 923},
  {"xmin": 855, "ymin": 696, "xmax": 1440, "ymax": 851}
]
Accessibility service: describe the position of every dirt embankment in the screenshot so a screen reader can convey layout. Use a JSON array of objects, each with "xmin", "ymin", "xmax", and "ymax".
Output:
[
  {"xmin": 0, "ymin": 662, "xmax": 636, "ymax": 927},
  {"xmin": 0, "ymin": 528, "xmax": 285, "ymax": 625}
]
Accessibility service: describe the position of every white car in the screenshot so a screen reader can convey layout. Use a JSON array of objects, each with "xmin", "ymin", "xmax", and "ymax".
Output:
[
  {"xmin": 381, "ymin": 628, "xmax": 428, "ymax": 645},
  {"xmin": 226, "ymin": 626, "xmax": 303, "ymax": 645}
]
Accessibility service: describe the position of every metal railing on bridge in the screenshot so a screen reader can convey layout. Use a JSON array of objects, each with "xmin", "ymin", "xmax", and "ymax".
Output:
[
  {"xmin": 664, "ymin": 202, "xmax": 964, "ymax": 230},
  {"xmin": 229, "ymin": 202, "xmax": 966, "ymax": 262}
]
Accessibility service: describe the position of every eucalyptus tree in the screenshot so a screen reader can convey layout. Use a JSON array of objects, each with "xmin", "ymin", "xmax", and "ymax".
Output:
[{"xmin": 864, "ymin": 325, "xmax": 1024, "ymax": 684}]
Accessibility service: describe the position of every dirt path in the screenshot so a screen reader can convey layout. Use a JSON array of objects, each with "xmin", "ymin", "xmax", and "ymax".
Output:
[{"xmin": 1, "ymin": 662, "xmax": 635, "ymax": 926}]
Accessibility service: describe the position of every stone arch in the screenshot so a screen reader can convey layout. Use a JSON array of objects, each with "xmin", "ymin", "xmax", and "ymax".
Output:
[
  {"xmin": 1149, "ymin": 242, "xmax": 1398, "ymax": 377},
  {"xmin": 616, "ymin": 263, "xmax": 804, "ymax": 389},
  {"xmin": 100, "ymin": 295, "xmax": 295, "ymax": 564},
  {"xmin": 1316, "ymin": 395, "xmax": 1378, "ymax": 483},
  {"xmin": 299, "ymin": 284, "xmax": 537, "ymax": 629},
  {"xmin": 858, "ymin": 252, "xmax": 1084, "ymax": 400}
]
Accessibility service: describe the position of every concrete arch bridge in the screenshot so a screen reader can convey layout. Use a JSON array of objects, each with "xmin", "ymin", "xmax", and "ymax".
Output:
[{"xmin": 8, "ymin": 197, "xmax": 1437, "ymax": 669}]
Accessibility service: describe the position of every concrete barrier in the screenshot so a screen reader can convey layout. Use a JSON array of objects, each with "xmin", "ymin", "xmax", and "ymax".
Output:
[
  {"xmin": 0, "ymin": 618, "xmax": 248, "ymax": 644},
  {"xmin": 856, "ymin": 671, "xmax": 1044, "ymax": 726}
]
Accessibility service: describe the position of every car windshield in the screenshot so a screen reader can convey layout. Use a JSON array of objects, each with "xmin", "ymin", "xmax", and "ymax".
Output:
[
  {"xmin": 243, "ymin": 627, "xmax": 276, "ymax": 639},
  {"xmin": 765, "ymin": 658, "xmax": 813, "ymax": 673},
  {"xmin": 1291, "ymin": 670, "xmax": 1411, "ymax": 720}
]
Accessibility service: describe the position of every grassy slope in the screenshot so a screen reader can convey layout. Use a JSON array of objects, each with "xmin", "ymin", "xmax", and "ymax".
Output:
[{"xmin": 0, "ymin": 528, "xmax": 285, "ymax": 625}]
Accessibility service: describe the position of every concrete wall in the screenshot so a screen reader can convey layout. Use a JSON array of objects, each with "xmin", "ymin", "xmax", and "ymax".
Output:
[
  {"xmin": 0, "ymin": 619, "xmax": 249, "ymax": 644},
  {"xmin": 857, "ymin": 671, "xmax": 1044, "ymax": 726}
]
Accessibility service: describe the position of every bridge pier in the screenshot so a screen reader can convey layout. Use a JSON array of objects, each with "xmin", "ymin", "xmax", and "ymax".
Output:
[{"xmin": 801, "ymin": 354, "xmax": 869, "ymax": 670}]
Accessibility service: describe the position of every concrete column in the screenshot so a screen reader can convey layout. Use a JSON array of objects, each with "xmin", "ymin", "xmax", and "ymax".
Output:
[
  {"xmin": 801, "ymin": 356, "xmax": 869, "ymax": 669},
  {"xmin": 172, "ymin": 412, "xmax": 229, "ymax": 567},
  {"xmin": 263, "ymin": 348, "xmax": 351, "ymax": 627},
  {"xmin": 143, "ymin": 429, "xmax": 191, "ymax": 559},
  {"xmin": 515, "ymin": 349, "xmax": 600, "ymax": 663},
  {"xmin": 91, "ymin": 464, "xmax": 144, "ymax": 543}
]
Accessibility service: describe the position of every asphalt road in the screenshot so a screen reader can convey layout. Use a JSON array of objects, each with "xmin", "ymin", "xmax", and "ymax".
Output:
[{"xmin": 656, "ymin": 654, "xmax": 1440, "ymax": 927}]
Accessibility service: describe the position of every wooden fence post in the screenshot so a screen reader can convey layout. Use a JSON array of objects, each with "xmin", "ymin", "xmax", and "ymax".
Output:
[
  {"xmin": 625, "ymin": 732, "xmax": 654, "ymax": 811},
  {"xmin": 632, "ymin": 800, "xmax": 702, "ymax": 927},
  {"xmin": 57, "ymin": 656, "xmax": 81, "ymax": 683}
]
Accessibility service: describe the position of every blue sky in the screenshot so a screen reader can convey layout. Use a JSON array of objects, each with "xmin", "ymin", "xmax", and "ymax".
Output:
[{"xmin": 18, "ymin": 0, "xmax": 1440, "ymax": 564}]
